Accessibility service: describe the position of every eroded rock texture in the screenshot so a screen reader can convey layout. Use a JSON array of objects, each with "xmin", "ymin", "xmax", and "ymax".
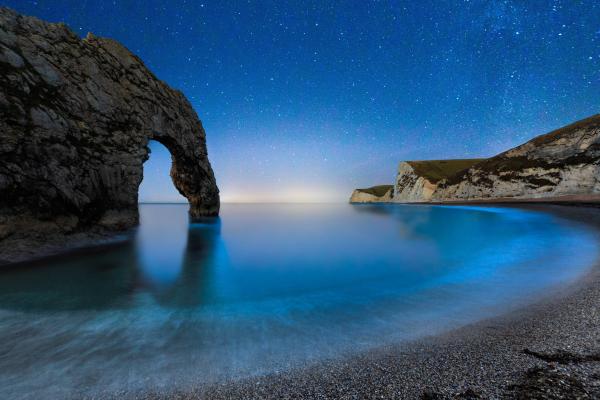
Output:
[
  {"xmin": 434, "ymin": 114, "xmax": 600, "ymax": 201},
  {"xmin": 0, "ymin": 8, "xmax": 219, "ymax": 240},
  {"xmin": 349, "ymin": 185, "xmax": 393, "ymax": 203},
  {"xmin": 351, "ymin": 114, "xmax": 600, "ymax": 204},
  {"xmin": 392, "ymin": 160, "xmax": 482, "ymax": 202}
]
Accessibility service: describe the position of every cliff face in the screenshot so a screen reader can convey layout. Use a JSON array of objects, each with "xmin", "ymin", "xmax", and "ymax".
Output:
[
  {"xmin": 0, "ymin": 8, "xmax": 219, "ymax": 241},
  {"xmin": 351, "ymin": 114, "xmax": 600, "ymax": 204},
  {"xmin": 349, "ymin": 185, "xmax": 393, "ymax": 203},
  {"xmin": 433, "ymin": 115, "xmax": 600, "ymax": 201},
  {"xmin": 392, "ymin": 160, "xmax": 483, "ymax": 202},
  {"xmin": 393, "ymin": 162, "xmax": 435, "ymax": 202}
]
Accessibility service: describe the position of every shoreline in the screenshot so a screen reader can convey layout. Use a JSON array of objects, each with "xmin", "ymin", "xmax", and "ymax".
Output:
[
  {"xmin": 2, "ymin": 203, "xmax": 600, "ymax": 398},
  {"xmin": 0, "ymin": 228, "xmax": 133, "ymax": 267},
  {"xmin": 145, "ymin": 203, "xmax": 600, "ymax": 399},
  {"xmin": 350, "ymin": 193, "xmax": 600, "ymax": 206}
]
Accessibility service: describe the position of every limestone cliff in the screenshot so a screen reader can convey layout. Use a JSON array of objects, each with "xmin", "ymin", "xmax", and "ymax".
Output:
[
  {"xmin": 392, "ymin": 160, "xmax": 482, "ymax": 202},
  {"xmin": 433, "ymin": 114, "xmax": 600, "ymax": 201},
  {"xmin": 349, "ymin": 185, "xmax": 393, "ymax": 203},
  {"xmin": 351, "ymin": 114, "xmax": 600, "ymax": 204},
  {"xmin": 0, "ymin": 8, "xmax": 219, "ymax": 243}
]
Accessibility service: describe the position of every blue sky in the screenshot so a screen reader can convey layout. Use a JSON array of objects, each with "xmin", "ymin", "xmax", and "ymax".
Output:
[{"xmin": 6, "ymin": 1, "xmax": 599, "ymax": 202}]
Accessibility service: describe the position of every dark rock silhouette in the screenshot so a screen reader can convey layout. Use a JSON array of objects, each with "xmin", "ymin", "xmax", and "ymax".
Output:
[{"xmin": 0, "ymin": 7, "xmax": 219, "ymax": 246}]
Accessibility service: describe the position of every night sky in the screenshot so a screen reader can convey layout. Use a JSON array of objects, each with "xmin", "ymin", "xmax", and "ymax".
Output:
[{"xmin": 4, "ymin": 1, "xmax": 599, "ymax": 202}]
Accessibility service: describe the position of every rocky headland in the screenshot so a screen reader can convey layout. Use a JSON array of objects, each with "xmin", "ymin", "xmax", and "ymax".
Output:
[
  {"xmin": 351, "ymin": 114, "xmax": 600, "ymax": 204},
  {"xmin": 349, "ymin": 185, "xmax": 393, "ymax": 203},
  {"xmin": 0, "ymin": 8, "xmax": 219, "ymax": 263},
  {"xmin": 393, "ymin": 159, "xmax": 483, "ymax": 202}
]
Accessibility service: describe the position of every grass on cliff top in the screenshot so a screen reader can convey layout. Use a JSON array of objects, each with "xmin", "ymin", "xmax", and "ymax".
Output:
[
  {"xmin": 356, "ymin": 185, "xmax": 393, "ymax": 197},
  {"xmin": 447, "ymin": 114, "xmax": 600, "ymax": 181},
  {"xmin": 407, "ymin": 159, "xmax": 485, "ymax": 183},
  {"xmin": 529, "ymin": 113, "xmax": 600, "ymax": 147}
]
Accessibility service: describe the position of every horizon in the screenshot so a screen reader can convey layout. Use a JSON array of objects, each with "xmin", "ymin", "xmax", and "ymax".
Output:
[
  {"xmin": 5, "ymin": 1, "xmax": 599, "ymax": 202},
  {"xmin": 138, "ymin": 200, "xmax": 351, "ymax": 204}
]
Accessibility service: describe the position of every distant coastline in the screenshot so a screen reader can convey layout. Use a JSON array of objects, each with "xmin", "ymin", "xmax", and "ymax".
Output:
[{"xmin": 351, "ymin": 114, "xmax": 600, "ymax": 205}]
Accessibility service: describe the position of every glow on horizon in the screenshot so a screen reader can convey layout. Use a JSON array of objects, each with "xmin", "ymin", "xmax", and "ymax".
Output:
[
  {"xmin": 139, "ymin": 141, "xmax": 360, "ymax": 203},
  {"xmin": 219, "ymin": 188, "xmax": 344, "ymax": 204}
]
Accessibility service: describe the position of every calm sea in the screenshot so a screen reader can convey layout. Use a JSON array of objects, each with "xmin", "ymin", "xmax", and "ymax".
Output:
[{"xmin": 0, "ymin": 203, "xmax": 597, "ymax": 398}]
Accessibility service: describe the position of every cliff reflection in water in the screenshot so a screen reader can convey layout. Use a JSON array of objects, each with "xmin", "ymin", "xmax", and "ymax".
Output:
[
  {"xmin": 140, "ymin": 208, "xmax": 223, "ymax": 308},
  {"xmin": 0, "ymin": 205, "xmax": 222, "ymax": 311}
]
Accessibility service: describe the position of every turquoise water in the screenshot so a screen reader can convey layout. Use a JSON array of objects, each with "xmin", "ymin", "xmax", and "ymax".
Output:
[{"xmin": 0, "ymin": 204, "xmax": 597, "ymax": 398}]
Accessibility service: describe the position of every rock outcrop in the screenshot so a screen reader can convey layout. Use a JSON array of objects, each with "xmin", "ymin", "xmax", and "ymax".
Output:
[
  {"xmin": 433, "ymin": 114, "xmax": 600, "ymax": 201},
  {"xmin": 392, "ymin": 160, "xmax": 482, "ymax": 202},
  {"xmin": 0, "ymin": 8, "xmax": 219, "ymax": 243},
  {"xmin": 349, "ymin": 185, "xmax": 393, "ymax": 203},
  {"xmin": 351, "ymin": 114, "xmax": 600, "ymax": 204}
]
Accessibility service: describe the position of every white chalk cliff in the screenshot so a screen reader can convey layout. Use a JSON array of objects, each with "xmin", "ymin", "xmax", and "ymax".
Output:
[
  {"xmin": 351, "ymin": 114, "xmax": 600, "ymax": 204},
  {"xmin": 393, "ymin": 162, "xmax": 437, "ymax": 202},
  {"xmin": 349, "ymin": 185, "xmax": 393, "ymax": 203},
  {"xmin": 392, "ymin": 159, "xmax": 483, "ymax": 202},
  {"xmin": 433, "ymin": 115, "xmax": 600, "ymax": 202}
]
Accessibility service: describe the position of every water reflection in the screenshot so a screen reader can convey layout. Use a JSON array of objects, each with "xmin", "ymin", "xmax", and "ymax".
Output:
[
  {"xmin": 0, "ymin": 204, "xmax": 597, "ymax": 399},
  {"xmin": 0, "ymin": 242, "xmax": 138, "ymax": 311},
  {"xmin": 152, "ymin": 218, "xmax": 223, "ymax": 308},
  {"xmin": 0, "ymin": 204, "xmax": 594, "ymax": 314},
  {"xmin": 0, "ymin": 205, "xmax": 222, "ymax": 311},
  {"xmin": 136, "ymin": 205, "xmax": 188, "ymax": 289}
]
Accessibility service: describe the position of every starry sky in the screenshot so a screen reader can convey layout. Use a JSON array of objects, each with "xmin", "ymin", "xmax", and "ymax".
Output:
[{"xmin": 5, "ymin": 1, "xmax": 599, "ymax": 202}]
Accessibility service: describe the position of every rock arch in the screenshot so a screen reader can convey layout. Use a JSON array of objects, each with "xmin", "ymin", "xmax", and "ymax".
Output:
[
  {"xmin": 0, "ymin": 7, "xmax": 219, "ymax": 238},
  {"xmin": 144, "ymin": 134, "xmax": 218, "ymax": 217}
]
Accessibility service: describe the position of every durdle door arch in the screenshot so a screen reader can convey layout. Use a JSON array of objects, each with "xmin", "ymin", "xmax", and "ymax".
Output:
[{"xmin": 0, "ymin": 8, "xmax": 219, "ymax": 238}]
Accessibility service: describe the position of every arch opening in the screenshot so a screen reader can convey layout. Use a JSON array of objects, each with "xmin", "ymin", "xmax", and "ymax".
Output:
[{"xmin": 139, "ymin": 140, "xmax": 187, "ymax": 204}]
